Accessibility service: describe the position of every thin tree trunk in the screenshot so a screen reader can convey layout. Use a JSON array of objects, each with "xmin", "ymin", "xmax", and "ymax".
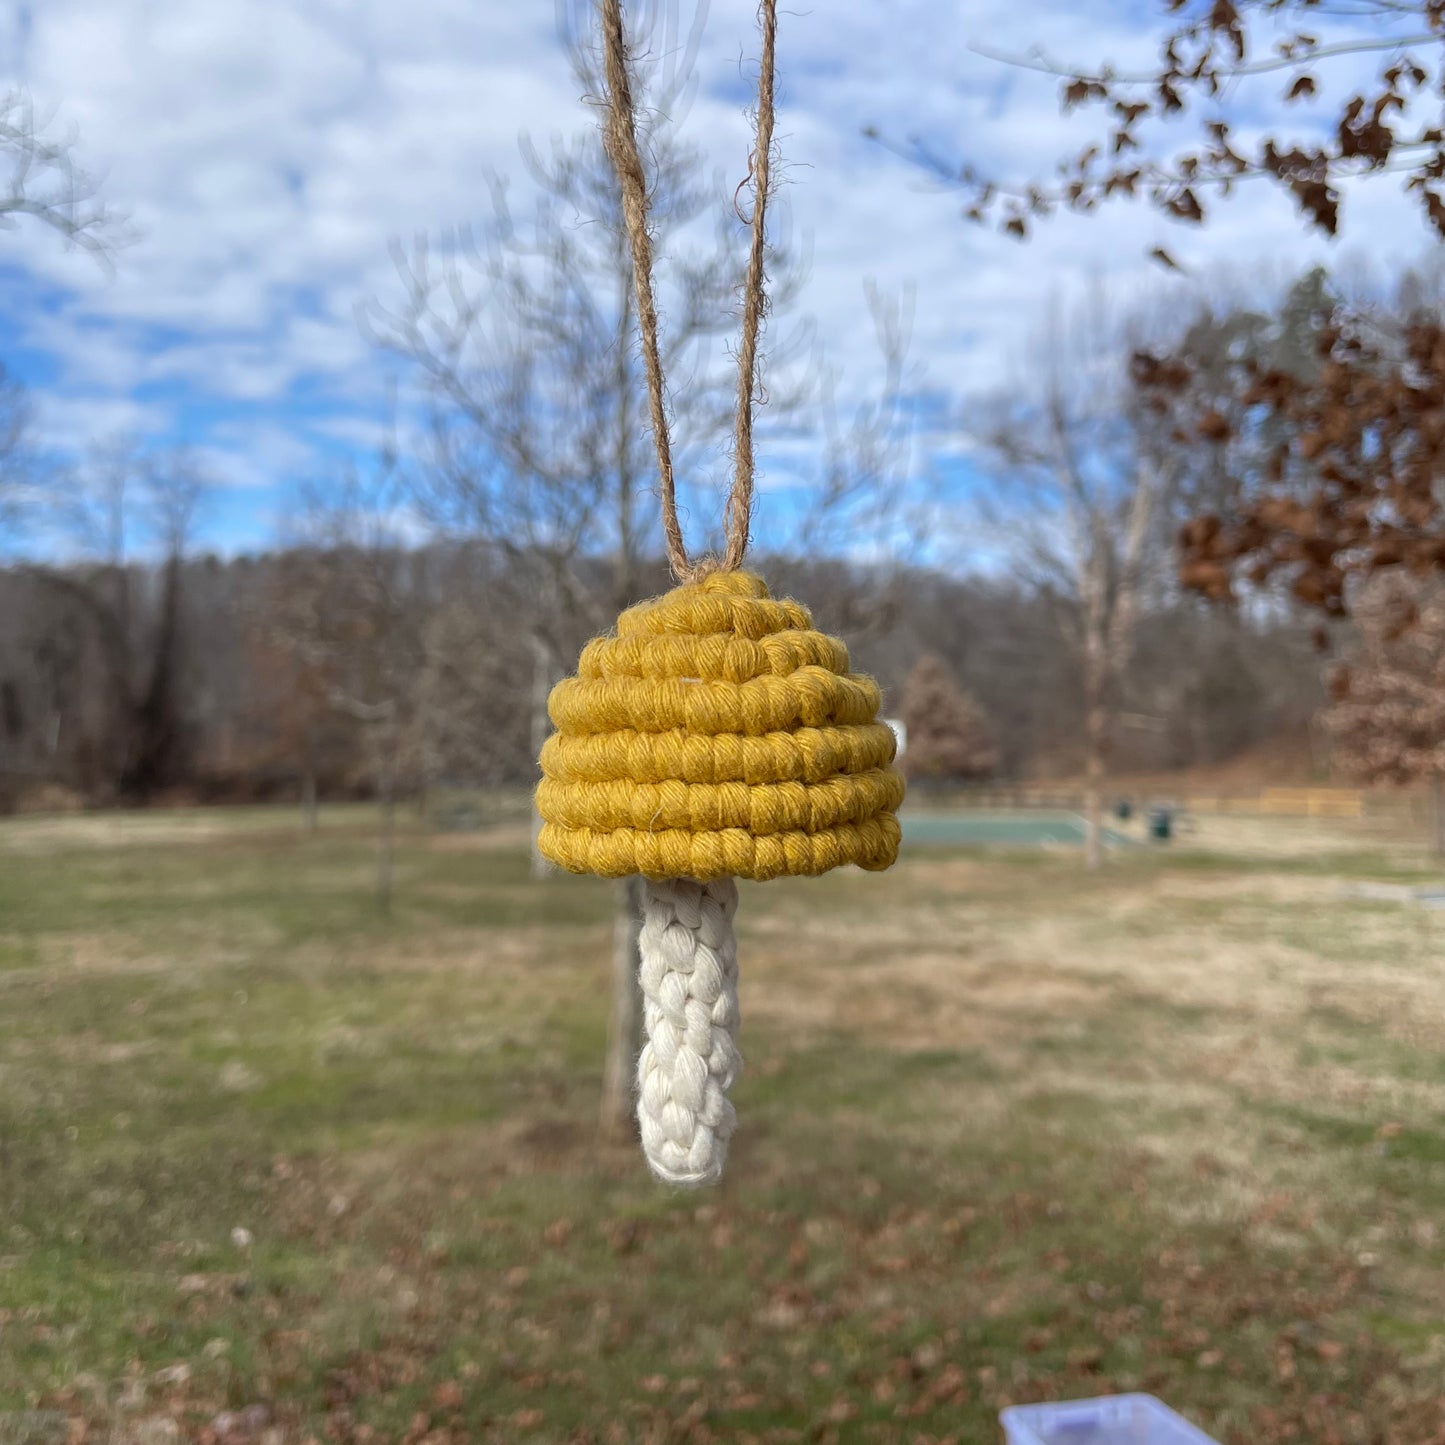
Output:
[
  {"xmin": 1433, "ymin": 772, "xmax": 1445, "ymax": 859},
  {"xmin": 1081, "ymin": 605, "xmax": 1108, "ymax": 872},
  {"xmin": 301, "ymin": 767, "xmax": 318, "ymax": 833},
  {"xmin": 529, "ymin": 634, "xmax": 553, "ymax": 881},
  {"xmin": 376, "ymin": 738, "xmax": 396, "ymax": 917},
  {"xmin": 125, "ymin": 551, "xmax": 184, "ymax": 799},
  {"xmin": 1083, "ymin": 697, "xmax": 1106, "ymax": 872},
  {"xmin": 600, "ymin": 874, "xmax": 644, "ymax": 1140}
]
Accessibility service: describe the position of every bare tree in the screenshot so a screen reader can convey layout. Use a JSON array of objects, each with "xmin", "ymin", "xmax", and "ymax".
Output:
[
  {"xmin": 239, "ymin": 615, "xmax": 334, "ymax": 829},
  {"xmin": 367, "ymin": 27, "xmax": 802, "ymax": 822},
  {"xmin": 409, "ymin": 562, "xmax": 534, "ymax": 797},
  {"xmin": 974, "ymin": 292, "xmax": 1178, "ymax": 867},
  {"xmin": 762, "ymin": 283, "xmax": 922, "ymax": 638},
  {"xmin": 11, "ymin": 441, "xmax": 208, "ymax": 799},
  {"xmin": 370, "ymin": 1, "xmax": 921, "ymax": 1135},
  {"xmin": 0, "ymin": 93, "xmax": 121, "ymax": 259},
  {"xmin": 267, "ymin": 461, "xmax": 428, "ymax": 913},
  {"xmin": 124, "ymin": 451, "xmax": 208, "ymax": 796},
  {"xmin": 366, "ymin": 3, "xmax": 806, "ymax": 1136},
  {"xmin": 0, "ymin": 92, "xmax": 121, "ymax": 551}
]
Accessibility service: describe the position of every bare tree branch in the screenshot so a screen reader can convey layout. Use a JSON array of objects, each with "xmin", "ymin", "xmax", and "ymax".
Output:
[{"xmin": 0, "ymin": 92, "xmax": 127, "ymax": 266}]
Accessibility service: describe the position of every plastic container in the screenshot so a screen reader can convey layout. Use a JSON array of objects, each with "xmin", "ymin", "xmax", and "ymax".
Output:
[{"xmin": 1001, "ymin": 1394, "xmax": 1220, "ymax": 1445}]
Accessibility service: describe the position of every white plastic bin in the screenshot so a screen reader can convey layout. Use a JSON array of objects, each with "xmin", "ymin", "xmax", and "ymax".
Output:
[{"xmin": 1001, "ymin": 1394, "xmax": 1220, "ymax": 1445}]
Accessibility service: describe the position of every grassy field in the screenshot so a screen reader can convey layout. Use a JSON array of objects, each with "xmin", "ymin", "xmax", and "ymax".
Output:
[{"xmin": 2, "ymin": 806, "xmax": 1444, "ymax": 1444}]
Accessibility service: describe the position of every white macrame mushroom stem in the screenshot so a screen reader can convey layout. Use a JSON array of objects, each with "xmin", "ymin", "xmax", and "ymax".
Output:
[{"xmin": 636, "ymin": 876, "xmax": 741, "ymax": 1187}]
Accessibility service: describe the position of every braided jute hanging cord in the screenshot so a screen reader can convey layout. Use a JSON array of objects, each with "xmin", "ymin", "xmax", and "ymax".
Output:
[
  {"xmin": 599, "ymin": 0, "xmax": 773, "ymax": 582},
  {"xmin": 537, "ymin": 0, "xmax": 902, "ymax": 1187}
]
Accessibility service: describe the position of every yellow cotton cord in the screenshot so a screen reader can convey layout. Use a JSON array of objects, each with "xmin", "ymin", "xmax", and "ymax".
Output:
[
  {"xmin": 536, "ymin": 571, "xmax": 904, "ymax": 882},
  {"xmin": 540, "ymin": 722, "xmax": 898, "ymax": 785},
  {"xmin": 536, "ymin": 770, "xmax": 904, "ymax": 835}
]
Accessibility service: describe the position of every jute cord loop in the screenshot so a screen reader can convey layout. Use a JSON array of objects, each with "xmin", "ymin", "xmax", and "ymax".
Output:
[{"xmin": 598, "ymin": 0, "xmax": 777, "ymax": 583}]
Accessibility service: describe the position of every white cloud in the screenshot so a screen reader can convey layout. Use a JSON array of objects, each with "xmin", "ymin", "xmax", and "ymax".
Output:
[{"xmin": 0, "ymin": 0, "xmax": 1437, "ymax": 554}]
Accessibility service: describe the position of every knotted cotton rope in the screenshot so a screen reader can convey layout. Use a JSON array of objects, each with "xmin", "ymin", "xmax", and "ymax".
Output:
[
  {"xmin": 637, "ymin": 877, "xmax": 741, "ymax": 1185},
  {"xmin": 536, "ymin": 0, "xmax": 902, "ymax": 1186}
]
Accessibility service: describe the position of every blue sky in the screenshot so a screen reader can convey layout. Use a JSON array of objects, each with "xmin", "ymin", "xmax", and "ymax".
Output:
[{"xmin": 0, "ymin": 0, "xmax": 1437, "ymax": 559}]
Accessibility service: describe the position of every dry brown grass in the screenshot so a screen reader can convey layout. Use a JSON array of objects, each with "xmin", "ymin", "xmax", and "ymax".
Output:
[{"xmin": 3, "ymin": 807, "xmax": 1445, "ymax": 1442}]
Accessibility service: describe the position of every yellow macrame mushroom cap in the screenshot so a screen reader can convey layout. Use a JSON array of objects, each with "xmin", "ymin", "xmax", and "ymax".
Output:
[{"xmin": 536, "ymin": 571, "xmax": 905, "ymax": 881}]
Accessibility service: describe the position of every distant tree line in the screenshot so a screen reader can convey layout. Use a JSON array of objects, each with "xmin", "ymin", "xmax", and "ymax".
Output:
[{"xmin": 0, "ymin": 539, "xmax": 1324, "ymax": 813}]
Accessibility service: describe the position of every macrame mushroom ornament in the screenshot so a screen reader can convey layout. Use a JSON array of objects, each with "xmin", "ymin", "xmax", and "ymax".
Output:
[{"xmin": 536, "ymin": 0, "xmax": 904, "ymax": 1186}]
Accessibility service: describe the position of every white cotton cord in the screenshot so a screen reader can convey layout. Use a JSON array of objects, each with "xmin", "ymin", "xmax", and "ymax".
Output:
[{"xmin": 636, "ymin": 876, "xmax": 742, "ymax": 1187}]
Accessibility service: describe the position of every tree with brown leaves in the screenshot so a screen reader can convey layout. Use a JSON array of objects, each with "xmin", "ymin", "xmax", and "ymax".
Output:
[
  {"xmin": 887, "ymin": 1, "xmax": 1445, "ymax": 249},
  {"xmin": 1137, "ymin": 269, "xmax": 1445, "ymax": 844},
  {"xmin": 1138, "ymin": 275, "xmax": 1445, "ymax": 618},
  {"xmin": 1325, "ymin": 576, "xmax": 1445, "ymax": 853},
  {"xmin": 899, "ymin": 652, "xmax": 999, "ymax": 784}
]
